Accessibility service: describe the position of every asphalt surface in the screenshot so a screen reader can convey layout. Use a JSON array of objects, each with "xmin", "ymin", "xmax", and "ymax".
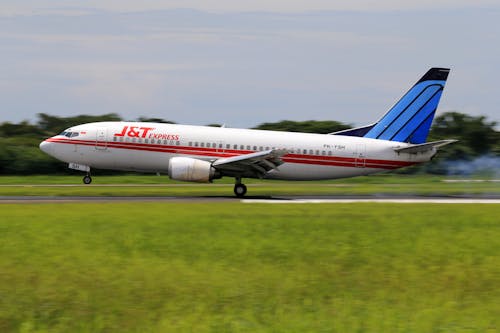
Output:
[{"xmin": 1, "ymin": 195, "xmax": 499, "ymax": 204}]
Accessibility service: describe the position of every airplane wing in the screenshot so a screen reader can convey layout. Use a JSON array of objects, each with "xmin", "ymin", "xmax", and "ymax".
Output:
[
  {"xmin": 393, "ymin": 139, "xmax": 457, "ymax": 154},
  {"xmin": 212, "ymin": 149, "xmax": 287, "ymax": 178}
]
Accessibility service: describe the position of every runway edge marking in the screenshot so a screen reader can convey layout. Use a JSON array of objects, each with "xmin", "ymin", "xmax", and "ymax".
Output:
[{"xmin": 241, "ymin": 199, "xmax": 500, "ymax": 204}]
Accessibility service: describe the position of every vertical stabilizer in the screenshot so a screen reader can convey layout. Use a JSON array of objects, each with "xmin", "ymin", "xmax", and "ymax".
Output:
[{"xmin": 364, "ymin": 68, "xmax": 450, "ymax": 144}]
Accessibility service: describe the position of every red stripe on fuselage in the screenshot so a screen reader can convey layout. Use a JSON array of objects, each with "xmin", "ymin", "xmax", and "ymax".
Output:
[{"xmin": 45, "ymin": 137, "xmax": 417, "ymax": 169}]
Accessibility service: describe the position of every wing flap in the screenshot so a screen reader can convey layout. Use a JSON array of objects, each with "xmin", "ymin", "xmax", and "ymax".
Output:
[{"xmin": 213, "ymin": 149, "xmax": 287, "ymax": 178}]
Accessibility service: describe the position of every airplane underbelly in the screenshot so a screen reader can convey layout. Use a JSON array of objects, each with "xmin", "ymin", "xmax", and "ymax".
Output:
[
  {"xmin": 106, "ymin": 147, "xmax": 172, "ymax": 172},
  {"xmin": 265, "ymin": 162, "xmax": 377, "ymax": 180},
  {"xmin": 63, "ymin": 145, "xmax": 169, "ymax": 172}
]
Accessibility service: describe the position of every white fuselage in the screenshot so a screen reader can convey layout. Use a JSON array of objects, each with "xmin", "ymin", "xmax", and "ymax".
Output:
[{"xmin": 41, "ymin": 121, "xmax": 434, "ymax": 180}]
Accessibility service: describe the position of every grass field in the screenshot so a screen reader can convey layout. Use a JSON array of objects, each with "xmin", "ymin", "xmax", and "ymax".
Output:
[
  {"xmin": 1, "ymin": 202, "xmax": 499, "ymax": 332},
  {"xmin": 0, "ymin": 174, "xmax": 498, "ymax": 196}
]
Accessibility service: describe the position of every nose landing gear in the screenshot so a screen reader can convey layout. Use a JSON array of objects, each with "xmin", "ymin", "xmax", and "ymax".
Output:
[{"xmin": 83, "ymin": 174, "xmax": 92, "ymax": 184}]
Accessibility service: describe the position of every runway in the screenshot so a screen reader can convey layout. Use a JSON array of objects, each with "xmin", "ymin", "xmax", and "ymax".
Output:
[{"xmin": 1, "ymin": 195, "xmax": 499, "ymax": 204}]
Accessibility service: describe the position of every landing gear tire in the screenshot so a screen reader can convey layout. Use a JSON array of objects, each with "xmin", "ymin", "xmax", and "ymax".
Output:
[
  {"xmin": 234, "ymin": 183, "xmax": 247, "ymax": 197},
  {"xmin": 83, "ymin": 175, "xmax": 92, "ymax": 185}
]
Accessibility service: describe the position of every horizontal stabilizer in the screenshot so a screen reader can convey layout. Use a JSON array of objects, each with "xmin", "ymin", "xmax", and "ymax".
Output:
[{"xmin": 393, "ymin": 139, "xmax": 457, "ymax": 154}]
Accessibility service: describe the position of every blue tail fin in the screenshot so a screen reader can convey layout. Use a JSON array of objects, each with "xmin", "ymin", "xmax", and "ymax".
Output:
[{"xmin": 364, "ymin": 68, "xmax": 450, "ymax": 144}]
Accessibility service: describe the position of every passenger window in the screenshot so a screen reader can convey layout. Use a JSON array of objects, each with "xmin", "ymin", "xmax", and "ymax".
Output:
[
  {"xmin": 201, "ymin": 143, "xmax": 204, "ymax": 147},
  {"xmin": 315, "ymin": 150, "xmax": 319, "ymax": 155},
  {"xmin": 189, "ymin": 142, "xmax": 192, "ymax": 146},
  {"xmin": 145, "ymin": 139, "xmax": 149, "ymax": 143},
  {"xmin": 132, "ymin": 138, "xmax": 137, "ymax": 143},
  {"xmin": 240, "ymin": 145, "xmax": 244, "ymax": 149},
  {"xmin": 176, "ymin": 141, "xmax": 180, "ymax": 145},
  {"xmin": 113, "ymin": 137, "xmax": 117, "ymax": 141},
  {"xmin": 322, "ymin": 151, "xmax": 326, "ymax": 155},
  {"xmin": 206, "ymin": 143, "xmax": 210, "ymax": 147},
  {"xmin": 309, "ymin": 150, "xmax": 313, "ymax": 154},
  {"xmin": 195, "ymin": 142, "xmax": 199, "ymax": 147},
  {"xmin": 303, "ymin": 149, "xmax": 307, "ymax": 154},
  {"xmin": 226, "ymin": 144, "xmax": 230, "ymax": 149},
  {"xmin": 119, "ymin": 137, "xmax": 124, "ymax": 142},
  {"xmin": 328, "ymin": 151, "xmax": 332, "ymax": 156},
  {"xmin": 233, "ymin": 144, "xmax": 237, "ymax": 149}
]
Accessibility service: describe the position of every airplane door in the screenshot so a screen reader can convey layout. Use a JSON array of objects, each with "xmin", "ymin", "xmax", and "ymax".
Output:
[
  {"xmin": 95, "ymin": 127, "xmax": 108, "ymax": 150},
  {"xmin": 355, "ymin": 144, "xmax": 366, "ymax": 168}
]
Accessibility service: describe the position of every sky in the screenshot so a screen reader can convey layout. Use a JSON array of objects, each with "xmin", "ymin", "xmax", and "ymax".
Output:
[{"xmin": 1, "ymin": 1, "xmax": 499, "ymax": 128}]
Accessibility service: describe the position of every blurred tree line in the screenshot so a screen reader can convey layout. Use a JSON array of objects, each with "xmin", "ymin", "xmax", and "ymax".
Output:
[
  {"xmin": 0, "ymin": 112, "xmax": 498, "ymax": 175},
  {"xmin": 424, "ymin": 112, "xmax": 499, "ymax": 174}
]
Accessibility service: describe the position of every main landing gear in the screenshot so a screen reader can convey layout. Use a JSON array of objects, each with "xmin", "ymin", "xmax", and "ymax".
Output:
[
  {"xmin": 83, "ymin": 174, "xmax": 92, "ymax": 184},
  {"xmin": 233, "ymin": 177, "xmax": 247, "ymax": 197}
]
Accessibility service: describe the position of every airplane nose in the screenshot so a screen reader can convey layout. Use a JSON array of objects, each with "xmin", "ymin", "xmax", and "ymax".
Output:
[{"xmin": 39, "ymin": 140, "xmax": 53, "ymax": 155}]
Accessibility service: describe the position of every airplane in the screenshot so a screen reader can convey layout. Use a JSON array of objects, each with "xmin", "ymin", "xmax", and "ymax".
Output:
[{"xmin": 40, "ymin": 67, "xmax": 456, "ymax": 197}]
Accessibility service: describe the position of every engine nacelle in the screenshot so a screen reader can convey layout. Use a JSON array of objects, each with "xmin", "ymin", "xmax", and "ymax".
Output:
[{"xmin": 168, "ymin": 157, "xmax": 219, "ymax": 183}]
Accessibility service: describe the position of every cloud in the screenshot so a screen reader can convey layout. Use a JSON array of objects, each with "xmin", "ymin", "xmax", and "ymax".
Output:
[
  {"xmin": 0, "ymin": 0, "xmax": 498, "ymax": 16},
  {"xmin": 1, "ymin": 0, "xmax": 499, "ymax": 16},
  {"xmin": 0, "ymin": 31, "xmax": 225, "ymax": 46},
  {"xmin": 30, "ymin": 62, "xmax": 207, "ymax": 112},
  {"xmin": 0, "ymin": 6, "xmax": 498, "ymax": 127}
]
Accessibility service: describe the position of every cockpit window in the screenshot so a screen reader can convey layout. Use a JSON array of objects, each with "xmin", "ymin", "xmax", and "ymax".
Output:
[{"xmin": 59, "ymin": 131, "xmax": 79, "ymax": 138}]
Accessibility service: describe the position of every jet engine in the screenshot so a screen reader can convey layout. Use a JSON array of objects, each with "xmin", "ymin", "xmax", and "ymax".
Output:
[{"xmin": 168, "ymin": 157, "xmax": 220, "ymax": 182}]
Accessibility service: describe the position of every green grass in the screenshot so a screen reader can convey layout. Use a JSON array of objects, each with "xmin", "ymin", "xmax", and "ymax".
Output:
[
  {"xmin": 0, "ymin": 174, "xmax": 497, "ymax": 185},
  {"xmin": 1, "ymin": 203, "xmax": 499, "ymax": 332},
  {"xmin": 0, "ymin": 174, "xmax": 498, "ymax": 196}
]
